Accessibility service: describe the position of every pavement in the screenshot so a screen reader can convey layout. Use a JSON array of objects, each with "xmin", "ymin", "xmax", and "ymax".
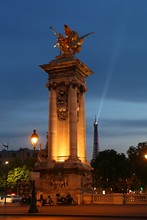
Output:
[{"xmin": 0, "ymin": 204, "xmax": 147, "ymax": 218}]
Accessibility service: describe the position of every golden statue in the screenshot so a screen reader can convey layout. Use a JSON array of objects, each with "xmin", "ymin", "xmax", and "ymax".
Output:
[{"xmin": 50, "ymin": 24, "xmax": 94, "ymax": 56}]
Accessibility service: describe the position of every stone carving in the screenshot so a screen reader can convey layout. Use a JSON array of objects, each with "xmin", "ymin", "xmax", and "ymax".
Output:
[
  {"xmin": 57, "ymin": 86, "xmax": 68, "ymax": 120},
  {"xmin": 50, "ymin": 24, "xmax": 94, "ymax": 56},
  {"xmin": 49, "ymin": 172, "xmax": 69, "ymax": 190},
  {"xmin": 37, "ymin": 133, "xmax": 48, "ymax": 163},
  {"xmin": 37, "ymin": 150, "xmax": 48, "ymax": 162},
  {"xmin": 81, "ymin": 172, "xmax": 92, "ymax": 189}
]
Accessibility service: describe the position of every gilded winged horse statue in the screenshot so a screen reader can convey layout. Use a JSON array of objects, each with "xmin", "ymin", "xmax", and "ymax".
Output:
[{"xmin": 50, "ymin": 24, "xmax": 94, "ymax": 55}]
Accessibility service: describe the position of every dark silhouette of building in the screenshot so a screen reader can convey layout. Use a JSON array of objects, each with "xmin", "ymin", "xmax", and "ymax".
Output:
[
  {"xmin": 92, "ymin": 117, "xmax": 99, "ymax": 160},
  {"xmin": 0, "ymin": 148, "xmax": 38, "ymax": 165}
]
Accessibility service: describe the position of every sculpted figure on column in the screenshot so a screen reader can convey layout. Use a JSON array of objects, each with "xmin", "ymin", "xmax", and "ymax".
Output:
[{"xmin": 50, "ymin": 24, "xmax": 94, "ymax": 55}]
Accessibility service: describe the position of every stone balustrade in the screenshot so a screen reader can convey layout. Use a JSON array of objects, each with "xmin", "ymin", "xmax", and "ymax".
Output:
[{"xmin": 80, "ymin": 193, "xmax": 147, "ymax": 205}]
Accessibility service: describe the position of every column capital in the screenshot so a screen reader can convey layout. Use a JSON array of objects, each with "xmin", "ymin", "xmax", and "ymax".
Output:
[
  {"xmin": 46, "ymin": 82, "xmax": 57, "ymax": 91},
  {"xmin": 68, "ymin": 80, "xmax": 87, "ymax": 92}
]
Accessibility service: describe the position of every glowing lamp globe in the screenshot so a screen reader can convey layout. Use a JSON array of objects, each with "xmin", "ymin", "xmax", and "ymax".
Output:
[{"xmin": 31, "ymin": 130, "xmax": 39, "ymax": 146}]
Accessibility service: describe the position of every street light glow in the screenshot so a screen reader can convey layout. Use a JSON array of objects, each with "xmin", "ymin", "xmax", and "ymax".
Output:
[{"xmin": 31, "ymin": 130, "xmax": 39, "ymax": 146}]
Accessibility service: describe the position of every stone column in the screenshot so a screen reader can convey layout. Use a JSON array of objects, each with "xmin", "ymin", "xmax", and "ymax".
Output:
[
  {"xmin": 78, "ymin": 90, "xmax": 86, "ymax": 162},
  {"xmin": 69, "ymin": 83, "xmax": 78, "ymax": 160},
  {"xmin": 48, "ymin": 86, "xmax": 57, "ymax": 161}
]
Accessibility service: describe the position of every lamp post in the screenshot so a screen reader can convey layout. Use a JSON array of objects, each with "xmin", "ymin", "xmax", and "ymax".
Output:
[
  {"xmin": 4, "ymin": 160, "xmax": 9, "ymax": 206},
  {"xmin": 28, "ymin": 129, "xmax": 39, "ymax": 213}
]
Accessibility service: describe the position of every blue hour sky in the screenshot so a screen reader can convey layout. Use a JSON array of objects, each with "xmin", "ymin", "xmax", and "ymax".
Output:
[{"xmin": 0, "ymin": 0, "xmax": 147, "ymax": 161}]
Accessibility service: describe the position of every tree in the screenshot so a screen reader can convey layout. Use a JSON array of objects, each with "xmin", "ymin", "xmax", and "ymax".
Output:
[
  {"xmin": 91, "ymin": 149, "xmax": 130, "ymax": 193},
  {"xmin": 7, "ymin": 165, "xmax": 31, "ymax": 195},
  {"xmin": 127, "ymin": 142, "xmax": 147, "ymax": 191},
  {"xmin": 0, "ymin": 156, "xmax": 35, "ymax": 195},
  {"xmin": 0, "ymin": 162, "xmax": 10, "ymax": 194}
]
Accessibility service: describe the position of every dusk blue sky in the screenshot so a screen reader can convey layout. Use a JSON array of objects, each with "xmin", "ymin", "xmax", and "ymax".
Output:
[{"xmin": 1, "ymin": 0, "xmax": 147, "ymax": 161}]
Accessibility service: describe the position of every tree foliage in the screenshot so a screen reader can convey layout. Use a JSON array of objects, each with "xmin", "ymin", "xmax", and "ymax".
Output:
[
  {"xmin": 91, "ymin": 149, "xmax": 130, "ymax": 193},
  {"xmin": 91, "ymin": 143, "xmax": 147, "ymax": 193},
  {"xmin": 0, "ymin": 158, "xmax": 33, "ymax": 195},
  {"xmin": 7, "ymin": 165, "xmax": 31, "ymax": 195},
  {"xmin": 127, "ymin": 143, "xmax": 147, "ymax": 186}
]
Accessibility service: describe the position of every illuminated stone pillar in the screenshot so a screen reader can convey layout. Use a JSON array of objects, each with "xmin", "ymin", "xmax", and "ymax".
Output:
[
  {"xmin": 48, "ymin": 86, "xmax": 57, "ymax": 161},
  {"xmin": 36, "ymin": 56, "xmax": 93, "ymax": 197},
  {"xmin": 40, "ymin": 56, "xmax": 93, "ymax": 168},
  {"xmin": 78, "ymin": 90, "xmax": 86, "ymax": 162},
  {"xmin": 69, "ymin": 83, "xmax": 78, "ymax": 160}
]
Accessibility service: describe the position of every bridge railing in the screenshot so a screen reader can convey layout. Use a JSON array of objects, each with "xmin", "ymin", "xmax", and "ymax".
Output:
[
  {"xmin": 126, "ymin": 194, "xmax": 147, "ymax": 204},
  {"xmin": 81, "ymin": 193, "xmax": 147, "ymax": 205}
]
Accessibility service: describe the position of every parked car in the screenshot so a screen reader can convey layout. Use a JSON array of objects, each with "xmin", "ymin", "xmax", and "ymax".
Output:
[{"xmin": 0, "ymin": 194, "xmax": 21, "ymax": 203}]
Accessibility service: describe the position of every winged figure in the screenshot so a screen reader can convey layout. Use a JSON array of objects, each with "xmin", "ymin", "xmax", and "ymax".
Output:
[{"xmin": 50, "ymin": 24, "xmax": 94, "ymax": 55}]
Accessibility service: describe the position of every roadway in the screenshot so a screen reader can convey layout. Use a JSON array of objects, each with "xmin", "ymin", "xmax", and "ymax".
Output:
[{"xmin": 0, "ymin": 204, "xmax": 147, "ymax": 219}]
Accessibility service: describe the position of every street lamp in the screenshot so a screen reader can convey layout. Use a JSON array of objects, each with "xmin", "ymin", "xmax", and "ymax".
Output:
[
  {"xmin": 31, "ymin": 129, "xmax": 39, "ymax": 158},
  {"xmin": 4, "ymin": 160, "xmax": 9, "ymax": 206},
  {"xmin": 28, "ymin": 129, "xmax": 39, "ymax": 213}
]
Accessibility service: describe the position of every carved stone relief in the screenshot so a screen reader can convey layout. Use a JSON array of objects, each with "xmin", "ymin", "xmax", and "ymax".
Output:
[
  {"xmin": 56, "ymin": 85, "xmax": 68, "ymax": 120},
  {"xmin": 42, "ymin": 172, "xmax": 69, "ymax": 190},
  {"xmin": 81, "ymin": 172, "xmax": 92, "ymax": 189}
]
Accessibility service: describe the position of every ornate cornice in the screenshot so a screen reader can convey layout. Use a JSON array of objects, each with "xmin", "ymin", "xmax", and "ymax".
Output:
[
  {"xmin": 40, "ymin": 56, "xmax": 93, "ymax": 78},
  {"xmin": 46, "ymin": 80, "xmax": 87, "ymax": 92}
]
